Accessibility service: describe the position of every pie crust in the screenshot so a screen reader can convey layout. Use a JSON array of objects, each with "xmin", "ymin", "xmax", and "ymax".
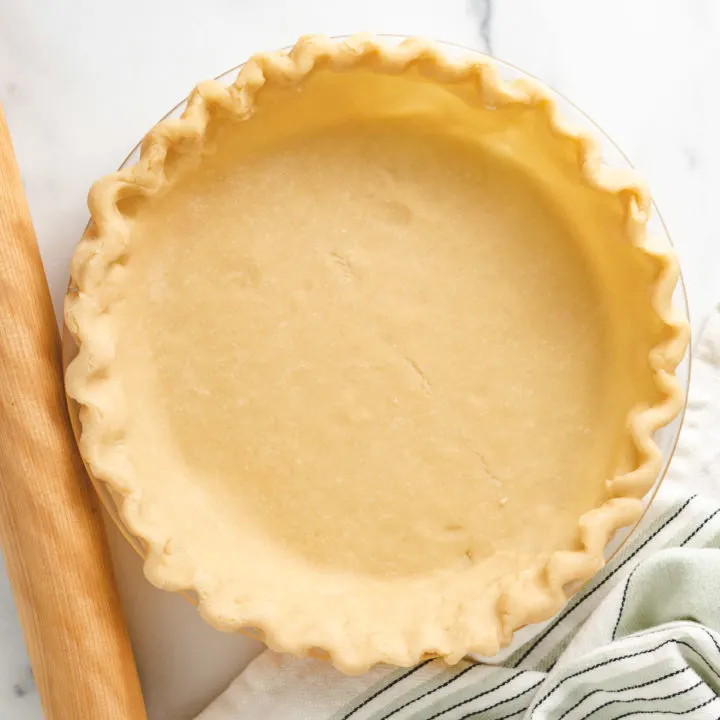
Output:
[{"xmin": 65, "ymin": 35, "xmax": 689, "ymax": 673}]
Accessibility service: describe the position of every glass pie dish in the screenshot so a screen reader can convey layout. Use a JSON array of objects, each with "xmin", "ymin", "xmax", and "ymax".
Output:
[{"xmin": 62, "ymin": 35, "xmax": 691, "ymax": 661}]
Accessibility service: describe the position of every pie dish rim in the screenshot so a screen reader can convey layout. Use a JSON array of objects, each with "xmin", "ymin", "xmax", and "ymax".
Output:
[{"xmin": 63, "ymin": 33, "xmax": 690, "ymax": 673}]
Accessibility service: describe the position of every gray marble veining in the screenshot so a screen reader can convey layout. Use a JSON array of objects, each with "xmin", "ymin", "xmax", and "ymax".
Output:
[{"xmin": 469, "ymin": 0, "xmax": 494, "ymax": 53}]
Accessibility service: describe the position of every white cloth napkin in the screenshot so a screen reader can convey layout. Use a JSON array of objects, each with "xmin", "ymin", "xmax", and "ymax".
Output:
[{"xmin": 197, "ymin": 304, "xmax": 720, "ymax": 720}]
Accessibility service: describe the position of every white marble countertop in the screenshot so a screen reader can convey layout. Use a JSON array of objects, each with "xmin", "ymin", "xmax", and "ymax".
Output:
[{"xmin": 1, "ymin": 1, "xmax": 719, "ymax": 718}]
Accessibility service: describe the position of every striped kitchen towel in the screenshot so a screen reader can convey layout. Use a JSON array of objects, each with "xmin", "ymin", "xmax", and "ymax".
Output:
[{"xmin": 198, "ymin": 304, "xmax": 720, "ymax": 720}]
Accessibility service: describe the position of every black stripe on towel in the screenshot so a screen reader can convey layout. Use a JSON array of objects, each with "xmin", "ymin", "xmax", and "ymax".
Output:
[
  {"xmin": 422, "ymin": 677, "xmax": 544, "ymax": 720},
  {"xmin": 379, "ymin": 663, "xmax": 480, "ymax": 720},
  {"xmin": 580, "ymin": 679, "xmax": 703, "ymax": 720},
  {"xmin": 511, "ymin": 497, "xmax": 696, "ymax": 667},
  {"xmin": 556, "ymin": 667, "xmax": 689, "ymax": 720},
  {"xmin": 609, "ymin": 694, "xmax": 718, "ymax": 719},
  {"xmin": 532, "ymin": 633, "xmax": 720, "ymax": 714},
  {"xmin": 340, "ymin": 659, "xmax": 434, "ymax": 720},
  {"xmin": 680, "ymin": 507, "xmax": 720, "ymax": 546}
]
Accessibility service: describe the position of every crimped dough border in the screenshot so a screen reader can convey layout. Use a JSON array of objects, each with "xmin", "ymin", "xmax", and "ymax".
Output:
[{"xmin": 65, "ymin": 34, "xmax": 689, "ymax": 674}]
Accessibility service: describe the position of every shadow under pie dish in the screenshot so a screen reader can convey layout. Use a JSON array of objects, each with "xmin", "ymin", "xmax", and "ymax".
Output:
[{"xmin": 64, "ymin": 34, "xmax": 689, "ymax": 674}]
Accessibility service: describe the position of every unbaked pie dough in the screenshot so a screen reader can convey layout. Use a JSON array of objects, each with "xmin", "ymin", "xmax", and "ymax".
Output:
[{"xmin": 66, "ymin": 35, "xmax": 688, "ymax": 673}]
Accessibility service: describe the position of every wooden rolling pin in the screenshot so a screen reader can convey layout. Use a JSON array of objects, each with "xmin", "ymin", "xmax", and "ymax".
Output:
[{"xmin": 0, "ymin": 102, "xmax": 147, "ymax": 718}]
